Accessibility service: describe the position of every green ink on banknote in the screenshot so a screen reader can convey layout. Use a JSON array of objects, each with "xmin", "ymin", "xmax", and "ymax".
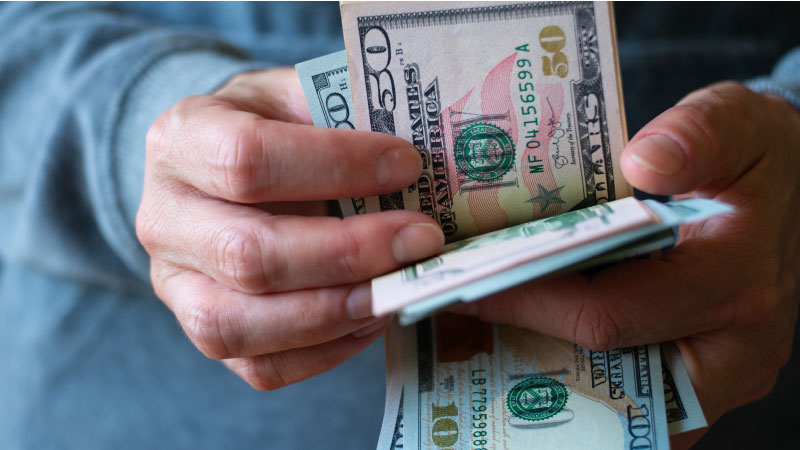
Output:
[
  {"xmin": 454, "ymin": 123, "xmax": 515, "ymax": 181},
  {"xmin": 526, "ymin": 183, "xmax": 566, "ymax": 212},
  {"xmin": 506, "ymin": 377, "xmax": 568, "ymax": 421}
]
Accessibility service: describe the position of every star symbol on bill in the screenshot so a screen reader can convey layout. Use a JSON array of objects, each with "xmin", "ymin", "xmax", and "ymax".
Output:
[{"xmin": 526, "ymin": 184, "xmax": 566, "ymax": 212}]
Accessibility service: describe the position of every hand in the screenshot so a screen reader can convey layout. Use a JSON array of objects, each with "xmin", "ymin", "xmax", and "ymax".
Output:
[
  {"xmin": 136, "ymin": 67, "xmax": 444, "ymax": 390},
  {"xmin": 464, "ymin": 82, "xmax": 800, "ymax": 446}
]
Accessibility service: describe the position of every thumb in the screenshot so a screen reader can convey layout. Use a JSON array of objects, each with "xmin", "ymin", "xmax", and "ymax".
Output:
[{"xmin": 620, "ymin": 82, "xmax": 765, "ymax": 196}]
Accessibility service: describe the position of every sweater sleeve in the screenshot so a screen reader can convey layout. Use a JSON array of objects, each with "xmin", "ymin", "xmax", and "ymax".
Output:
[
  {"xmin": 747, "ymin": 46, "xmax": 800, "ymax": 111},
  {"xmin": 0, "ymin": 3, "xmax": 268, "ymax": 290}
]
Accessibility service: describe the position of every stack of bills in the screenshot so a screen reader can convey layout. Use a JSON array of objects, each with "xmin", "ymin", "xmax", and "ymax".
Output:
[{"xmin": 296, "ymin": 2, "xmax": 713, "ymax": 448}]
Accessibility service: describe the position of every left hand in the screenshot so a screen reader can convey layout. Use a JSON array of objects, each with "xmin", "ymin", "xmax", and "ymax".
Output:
[{"xmin": 462, "ymin": 82, "xmax": 800, "ymax": 447}]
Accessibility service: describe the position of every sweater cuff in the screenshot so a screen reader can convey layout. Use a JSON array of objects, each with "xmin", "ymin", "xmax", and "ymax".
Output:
[
  {"xmin": 746, "ymin": 77, "xmax": 800, "ymax": 111},
  {"xmin": 111, "ymin": 51, "xmax": 270, "ymax": 281},
  {"xmin": 746, "ymin": 47, "xmax": 800, "ymax": 112}
]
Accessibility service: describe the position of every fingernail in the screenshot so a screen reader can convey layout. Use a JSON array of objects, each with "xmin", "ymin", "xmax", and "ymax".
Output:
[
  {"xmin": 392, "ymin": 223, "xmax": 445, "ymax": 264},
  {"xmin": 352, "ymin": 317, "xmax": 391, "ymax": 339},
  {"xmin": 346, "ymin": 284, "xmax": 373, "ymax": 320},
  {"xmin": 628, "ymin": 134, "xmax": 686, "ymax": 176},
  {"xmin": 376, "ymin": 147, "xmax": 422, "ymax": 187}
]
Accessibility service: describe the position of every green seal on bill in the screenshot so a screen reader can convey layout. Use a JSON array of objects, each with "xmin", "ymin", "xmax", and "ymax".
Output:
[
  {"xmin": 506, "ymin": 377, "xmax": 568, "ymax": 421},
  {"xmin": 454, "ymin": 123, "xmax": 515, "ymax": 181}
]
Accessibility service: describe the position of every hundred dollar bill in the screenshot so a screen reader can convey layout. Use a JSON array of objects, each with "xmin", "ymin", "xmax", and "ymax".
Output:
[
  {"xmin": 402, "ymin": 315, "xmax": 669, "ymax": 450},
  {"xmin": 661, "ymin": 342, "xmax": 707, "ymax": 434},
  {"xmin": 295, "ymin": 50, "xmax": 355, "ymax": 130},
  {"xmin": 296, "ymin": 51, "xmax": 372, "ymax": 216},
  {"xmin": 380, "ymin": 389, "xmax": 406, "ymax": 450},
  {"xmin": 377, "ymin": 320, "xmax": 407, "ymax": 450},
  {"xmin": 341, "ymin": 1, "xmax": 632, "ymax": 241},
  {"xmin": 378, "ymin": 342, "xmax": 706, "ymax": 450}
]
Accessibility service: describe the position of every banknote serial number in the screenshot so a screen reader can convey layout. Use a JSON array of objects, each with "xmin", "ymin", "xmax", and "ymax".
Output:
[
  {"xmin": 471, "ymin": 369, "xmax": 489, "ymax": 450},
  {"xmin": 515, "ymin": 43, "xmax": 544, "ymax": 175}
]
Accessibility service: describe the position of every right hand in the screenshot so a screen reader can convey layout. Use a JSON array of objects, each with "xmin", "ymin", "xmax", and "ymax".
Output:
[{"xmin": 136, "ymin": 67, "xmax": 444, "ymax": 390}]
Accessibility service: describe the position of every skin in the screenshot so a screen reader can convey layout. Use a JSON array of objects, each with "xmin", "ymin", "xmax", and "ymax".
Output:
[
  {"xmin": 137, "ymin": 68, "xmax": 445, "ymax": 390},
  {"xmin": 139, "ymin": 69, "xmax": 799, "ymax": 446},
  {"xmin": 467, "ymin": 81, "xmax": 800, "ymax": 448}
]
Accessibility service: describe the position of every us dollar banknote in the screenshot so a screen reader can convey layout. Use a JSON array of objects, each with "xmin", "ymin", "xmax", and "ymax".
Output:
[
  {"xmin": 661, "ymin": 342, "xmax": 707, "ymax": 434},
  {"xmin": 376, "ymin": 320, "xmax": 407, "ymax": 450},
  {"xmin": 400, "ymin": 315, "xmax": 669, "ymax": 450},
  {"xmin": 377, "ymin": 340, "xmax": 705, "ymax": 450},
  {"xmin": 340, "ymin": 1, "xmax": 632, "ymax": 241},
  {"xmin": 295, "ymin": 50, "xmax": 355, "ymax": 130}
]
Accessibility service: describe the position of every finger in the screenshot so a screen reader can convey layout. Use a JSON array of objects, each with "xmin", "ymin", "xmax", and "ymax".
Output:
[
  {"xmin": 222, "ymin": 319, "xmax": 389, "ymax": 391},
  {"xmin": 139, "ymin": 194, "xmax": 444, "ymax": 293},
  {"xmin": 676, "ymin": 298, "xmax": 796, "ymax": 424},
  {"xmin": 153, "ymin": 264, "xmax": 386, "ymax": 360},
  {"xmin": 147, "ymin": 95, "xmax": 422, "ymax": 203},
  {"xmin": 620, "ymin": 81, "xmax": 768, "ymax": 196},
  {"xmin": 214, "ymin": 67, "xmax": 314, "ymax": 125},
  {"xmin": 468, "ymin": 237, "xmax": 749, "ymax": 350}
]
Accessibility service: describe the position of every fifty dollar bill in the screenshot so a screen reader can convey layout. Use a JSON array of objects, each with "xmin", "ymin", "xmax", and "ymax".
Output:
[{"xmin": 339, "ymin": 1, "xmax": 632, "ymax": 241}]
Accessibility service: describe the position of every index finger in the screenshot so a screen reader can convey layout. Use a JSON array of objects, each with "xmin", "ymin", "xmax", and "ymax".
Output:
[{"xmin": 147, "ymin": 95, "xmax": 422, "ymax": 203}]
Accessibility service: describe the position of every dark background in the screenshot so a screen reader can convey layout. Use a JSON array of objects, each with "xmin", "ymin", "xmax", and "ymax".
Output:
[{"xmin": 614, "ymin": 2, "xmax": 800, "ymax": 447}]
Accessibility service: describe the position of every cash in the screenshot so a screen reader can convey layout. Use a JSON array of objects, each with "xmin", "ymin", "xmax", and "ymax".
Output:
[
  {"xmin": 295, "ymin": 50, "xmax": 353, "ymax": 129},
  {"xmin": 401, "ymin": 316, "xmax": 670, "ymax": 450},
  {"xmin": 377, "ymin": 319, "xmax": 706, "ymax": 450},
  {"xmin": 661, "ymin": 343, "xmax": 707, "ymax": 434},
  {"xmin": 339, "ymin": 1, "xmax": 632, "ymax": 242},
  {"xmin": 295, "ymin": 2, "xmax": 710, "ymax": 448},
  {"xmin": 376, "ymin": 320, "xmax": 407, "ymax": 450}
]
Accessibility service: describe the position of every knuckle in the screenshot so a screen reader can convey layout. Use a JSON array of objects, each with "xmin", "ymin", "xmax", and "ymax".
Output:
[
  {"xmin": 293, "ymin": 291, "xmax": 344, "ymax": 343},
  {"xmin": 174, "ymin": 94, "xmax": 208, "ymax": 112},
  {"xmin": 145, "ymin": 118, "xmax": 167, "ymax": 155},
  {"xmin": 145, "ymin": 118, "xmax": 173, "ymax": 171},
  {"xmin": 211, "ymin": 118, "xmax": 266, "ymax": 202},
  {"xmin": 134, "ymin": 207, "xmax": 160, "ymax": 252},
  {"xmin": 706, "ymin": 82, "xmax": 755, "ymax": 128},
  {"xmin": 146, "ymin": 96, "xmax": 204, "ymax": 164},
  {"xmin": 707, "ymin": 80, "xmax": 754, "ymax": 102},
  {"xmin": 668, "ymin": 103, "xmax": 719, "ymax": 153},
  {"xmin": 678, "ymin": 81, "xmax": 755, "ymax": 145},
  {"xmin": 239, "ymin": 355, "xmax": 289, "ymax": 391},
  {"xmin": 182, "ymin": 299, "xmax": 237, "ymax": 360},
  {"xmin": 211, "ymin": 225, "xmax": 271, "ymax": 293},
  {"xmin": 571, "ymin": 301, "xmax": 624, "ymax": 351},
  {"xmin": 336, "ymin": 222, "xmax": 366, "ymax": 281},
  {"xmin": 148, "ymin": 262, "xmax": 173, "ymax": 302}
]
